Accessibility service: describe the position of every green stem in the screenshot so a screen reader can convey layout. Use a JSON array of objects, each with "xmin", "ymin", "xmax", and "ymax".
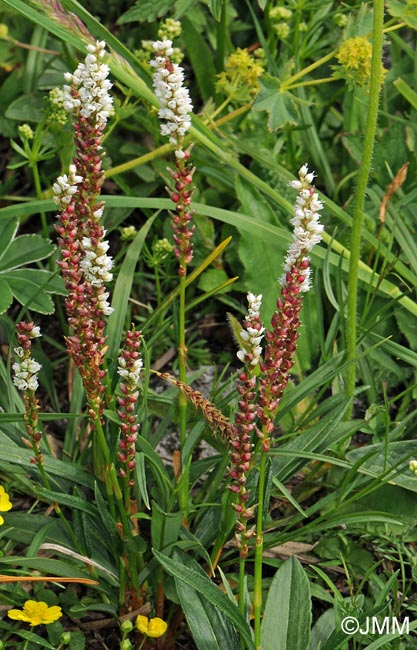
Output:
[
  {"xmin": 239, "ymin": 551, "xmax": 246, "ymax": 650},
  {"xmin": 178, "ymin": 270, "xmax": 189, "ymax": 514},
  {"xmin": 253, "ymin": 452, "xmax": 267, "ymax": 649},
  {"xmin": 281, "ymin": 49, "xmax": 338, "ymax": 90},
  {"xmin": 31, "ymin": 159, "xmax": 48, "ymax": 240},
  {"xmin": 345, "ymin": 0, "xmax": 384, "ymax": 407},
  {"xmin": 287, "ymin": 76, "xmax": 337, "ymax": 90}
]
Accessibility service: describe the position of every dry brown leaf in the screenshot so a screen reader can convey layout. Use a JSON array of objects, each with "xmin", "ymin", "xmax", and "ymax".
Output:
[{"xmin": 379, "ymin": 162, "xmax": 409, "ymax": 223}]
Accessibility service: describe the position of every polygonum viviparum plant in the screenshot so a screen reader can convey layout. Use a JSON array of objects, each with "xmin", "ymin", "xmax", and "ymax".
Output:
[{"xmin": 53, "ymin": 40, "xmax": 114, "ymax": 427}]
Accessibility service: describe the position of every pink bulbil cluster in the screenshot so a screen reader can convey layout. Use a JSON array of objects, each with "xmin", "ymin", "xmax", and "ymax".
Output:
[{"xmin": 117, "ymin": 330, "xmax": 143, "ymax": 486}]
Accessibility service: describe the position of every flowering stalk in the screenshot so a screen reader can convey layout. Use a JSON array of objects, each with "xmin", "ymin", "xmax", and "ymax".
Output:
[
  {"xmin": 54, "ymin": 40, "xmax": 114, "ymax": 469},
  {"xmin": 151, "ymin": 39, "xmax": 194, "ymax": 514},
  {"xmin": 253, "ymin": 165, "xmax": 324, "ymax": 648},
  {"xmin": 230, "ymin": 293, "xmax": 264, "ymax": 616},
  {"xmin": 12, "ymin": 322, "xmax": 49, "ymax": 484},
  {"xmin": 345, "ymin": 0, "xmax": 384, "ymax": 410},
  {"xmin": 117, "ymin": 329, "xmax": 142, "ymax": 499}
]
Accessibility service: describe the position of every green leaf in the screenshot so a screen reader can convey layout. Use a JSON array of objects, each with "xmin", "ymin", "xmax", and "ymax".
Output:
[
  {"xmin": 0, "ymin": 278, "xmax": 13, "ymax": 314},
  {"xmin": 10, "ymin": 628, "xmax": 55, "ymax": 648},
  {"xmin": 173, "ymin": 549, "xmax": 241, "ymax": 650},
  {"xmin": 1, "ymin": 269, "xmax": 66, "ymax": 295},
  {"xmin": 208, "ymin": 0, "xmax": 222, "ymax": 20},
  {"xmin": 253, "ymin": 77, "xmax": 300, "ymax": 130},
  {"xmin": 0, "ymin": 217, "xmax": 18, "ymax": 258},
  {"xmin": 107, "ymin": 214, "xmax": 157, "ymax": 365},
  {"xmin": 5, "ymin": 93, "xmax": 46, "ymax": 122},
  {"xmin": 0, "ymin": 234, "xmax": 54, "ymax": 271},
  {"xmin": 8, "ymin": 276, "xmax": 55, "ymax": 314},
  {"xmin": 386, "ymin": 0, "xmax": 417, "ymax": 29},
  {"xmin": 117, "ymin": 0, "xmax": 173, "ymax": 23},
  {"xmin": 396, "ymin": 307, "xmax": 417, "ymax": 351},
  {"xmin": 394, "ymin": 77, "xmax": 417, "ymax": 111},
  {"xmin": 153, "ymin": 548, "xmax": 255, "ymax": 650},
  {"xmin": 262, "ymin": 556, "xmax": 311, "ymax": 650},
  {"xmin": 271, "ymin": 397, "xmax": 355, "ymax": 483},
  {"xmin": 235, "ymin": 175, "xmax": 286, "ymax": 322},
  {"xmin": 182, "ymin": 16, "xmax": 215, "ymax": 102},
  {"xmin": 94, "ymin": 482, "xmax": 121, "ymax": 550}
]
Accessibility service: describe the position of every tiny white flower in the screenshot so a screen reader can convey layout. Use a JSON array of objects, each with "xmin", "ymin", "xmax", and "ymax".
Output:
[
  {"xmin": 62, "ymin": 41, "xmax": 113, "ymax": 126},
  {"xmin": 151, "ymin": 39, "xmax": 193, "ymax": 150},
  {"xmin": 281, "ymin": 164, "xmax": 324, "ymax": 292}
]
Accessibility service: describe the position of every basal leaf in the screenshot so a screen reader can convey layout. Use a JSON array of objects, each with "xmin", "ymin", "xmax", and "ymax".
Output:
[
  {"xmin": 174, "ymin": 550, "xmax": 241, "ymax": 650},
  {"xmin": 262, "ymin": 556, "xmax": 311, "ymax": 650},
  {"xmin": 0, "ymin": 234, "xmax": 54, "ymax": 271},
  {"xmin": 253, "ymin": 77, "xmax": 300, "ymax": 130},
  {"xmin": 153, "ymin": 548, "xmax": 255, "ymax": 649}
]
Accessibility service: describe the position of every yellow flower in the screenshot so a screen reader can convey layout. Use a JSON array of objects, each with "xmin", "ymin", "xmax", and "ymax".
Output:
[
  {"xmin": 216, "ymin": 48, "xmax": 265, "ymax": 104},
  {"xmin": 334, "ymin": 36, "xmax": 386, "ymax": 88},
  {"xmin": 136, "ymin": 615, "xmax": 168, "ymax": 638},
  {"xmin": 8, "ymin": 600, "xmax": 62, "ymax": 626},
  {"xmin": 0, "ymin": 486, "xmax": 12, "ymax": 526}
]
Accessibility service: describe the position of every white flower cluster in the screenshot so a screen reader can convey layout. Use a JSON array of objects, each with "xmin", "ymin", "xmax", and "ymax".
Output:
[
  {"xmin": 237, "ymin": 293, "xmax": 265, "ymax": 366},
  {"xmin": 151, "ymin": 39, "xmax": 193, "ymax": 156},
  {"xmin": 117, "ymin": 354, "xmax": 143, "ymax": 386},
  {"xmin": 80, "ymin": 237, "xmax": 113, "ymax": 288},
  {"xmin": 53, "ymin": 164, "xmax": 83, "ymax": 208},
  {"xmin": 13, "ymin": 348, "xmax": 42, "ymax": 392},
  {"xmin": 63, "ymin": 40, "xmax": 113, "ymax": 125},
  {"xmin": 283, "ymin": 164, "xmax": 324, "ymax": 292}
]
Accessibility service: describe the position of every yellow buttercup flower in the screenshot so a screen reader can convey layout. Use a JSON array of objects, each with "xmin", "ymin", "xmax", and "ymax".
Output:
[
  {"xmin": 8, "ymin": 600, "xmax": 62, "ymax": 626},
  {"xmin": 136, "ymin": 615, "xmax": 168, "ymax": 638},
  {"xmin": 0, "ymin": 485, "xmax": 12, "ymax": 525}
]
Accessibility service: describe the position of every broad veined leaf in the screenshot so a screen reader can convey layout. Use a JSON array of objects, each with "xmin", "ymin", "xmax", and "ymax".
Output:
[
  {"xmin": 8, "ymin": 277, "xmax": 55, "ymax": 314},
  {"xmin": 173, "ymin": 549, "xmax": 241, "ymax": 650},
  {"xmin": 261, "ymin": 556, "xmax": 312, "ymax": 650},
  {"xmin": 1, "ymin": 269, "xmax": 66, "ymax": 294},
  {"xmin": 253, "ymin": 77, "xmax": 300, "ymax": 130},
  {"xmin": 0, "ymin": 234, "xmax": 54, "ymax": 271},
  {"xmin": 153, "ymin": 548, "xmax": 255, "ymax": 649},
  {"xmin": 5, "ymin": 92, "xmax": 47, "ymax": 122}
]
